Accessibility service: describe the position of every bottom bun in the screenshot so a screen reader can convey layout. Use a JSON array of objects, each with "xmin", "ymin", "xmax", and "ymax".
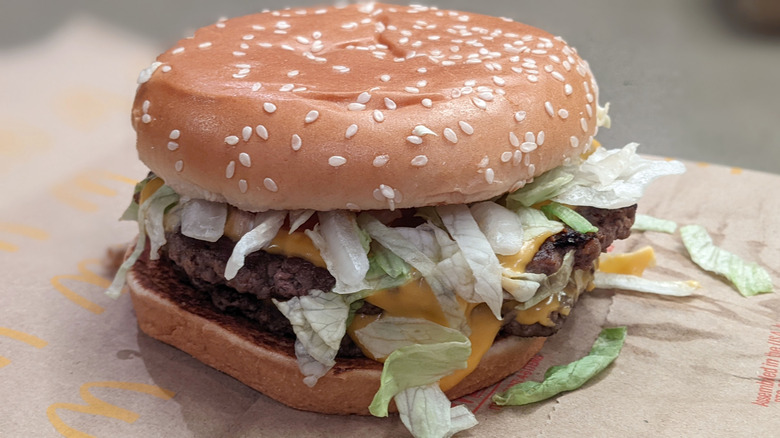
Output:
[{"xmin": 126, "ymin": 253, "xmax": 546, "ymax": 416}]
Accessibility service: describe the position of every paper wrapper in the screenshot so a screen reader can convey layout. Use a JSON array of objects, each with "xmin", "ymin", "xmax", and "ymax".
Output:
[{"xmin": 1, "ymin": 18, "xmax": 778, "ymax": 438}]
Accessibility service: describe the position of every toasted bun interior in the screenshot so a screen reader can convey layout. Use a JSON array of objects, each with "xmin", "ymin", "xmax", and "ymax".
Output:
[
  {"xmin": 126, "ymin": 253, "xmax": 545, "ymax": 415},
  {"xmin": 133, "ymin": 3, "xmax": 600, "ymax": 212}
]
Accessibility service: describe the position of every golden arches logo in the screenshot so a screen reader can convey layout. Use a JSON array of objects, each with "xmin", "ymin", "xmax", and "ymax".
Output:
[
  {"xmin": 0, "ymin": 222, "xmax": 49, "ymax": 252},
  {"xmin": 47, "ymin": 381, "xmax": 175, "ymax": 438},
  {"xmin": 50, "ymin": 258, "xmax": 114, "ymax": 314},
  {"xmin": 52, "ymin": 170, "xmax": 136, "ymax": 213},
  {"xmin": 0, "ymin": 327, "xmax": 48, "ymax": 369}
]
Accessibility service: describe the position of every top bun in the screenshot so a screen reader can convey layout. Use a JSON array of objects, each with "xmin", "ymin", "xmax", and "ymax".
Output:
[{"xmin": 132, "ymin": 3, "xmax": 600, "ymax": 212}]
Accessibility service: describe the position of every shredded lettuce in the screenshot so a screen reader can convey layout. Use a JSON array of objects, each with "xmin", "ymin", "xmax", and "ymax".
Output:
[
  {"xmin": 106, "ymin": 184, "xmax": 179, "ymax": 298},
  {"xmin": 179, "ymin": 199, "xmax": 227, "ymax": 242},
  {"xmin": 437, "ymin": 205, "xmax": 503, "ymax": 319},
  {"xmin": 515, "ymin": 251, "xmax": 575, "ymax": 310},
  {"xmin": 469, "ymin": 201, "xmax": 524, "ymax": 256},
  {"xmin": 354, "ymin": 316, "xmax": 471, "ymax": 417},
  {"xmin": 395, "ymin": 384, "xmax": 478, "ymax": 438},
  {"xmin": 552, "ymin": 143, "xmax": 686, "ymax": 209},
  {"xmin": 273, "ymin": 289, "xmax": 350, "ymax": 386},
  {"xmin": 515, "ymin": 206, "xmax": 565, "ymax": 241},
  {"xmin": 224, "ymin": 211, "xmax": 286, "ymax": 280},
  {"xmin": 680, "ymin": 225, "xmax": 773, "ymax": 296},
  {"xmin": 541, "ymin": 202, "xmax": 598, "ymax": 234},
  {"xmin": 288, "ymin": 209, "xmax": 315, "ymax": 233},
  {"xmin": 631, "ymin": 213, "xmax": 677, "ymax": 233},
  {"xmin": 505, "ymin": 167, "xmax": 574, "ymax": 209},
  {"xmin": 493, "ymin": 327, "xmax": 627, "ymax": 406},
  {"xmin": 307, "ymin": 210, "xmax": 370, "ymax": 294},
  {"xmin": 357, "ymin": 214, "xmax": 468, "ymax": 332},
  {"xmin": 144, "ymin": 187, "xmax": 179, "ymax": 260},
  {"xmin": 594, "ymin": 272, "xmax": 699, "ymax": 297}
]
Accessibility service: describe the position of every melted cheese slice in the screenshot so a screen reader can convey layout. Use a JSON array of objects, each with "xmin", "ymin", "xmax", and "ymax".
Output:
[
  {"xmin": 598, "ymin": 246, "xmax": 656, "ymax": 276},
  {"xmin": 265, "ymin": 232, "xmax": 327, "ymax": 268}
]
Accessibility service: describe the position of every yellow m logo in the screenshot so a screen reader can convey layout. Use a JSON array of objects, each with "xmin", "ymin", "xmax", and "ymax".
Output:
[
  {"xmin": 0, "ymin": 327, "xmax": 47, "ymax": 369},
  {"xmin": 51, "ymin": 170, "xmax": 136, "ymax": 213},
  {"xmin": 47, "ymin": 381, "xmax": 175, "ymax": 438},
  {"xmin": 50, "ymin": 258, "xmax": 113, "ymax": 314}
]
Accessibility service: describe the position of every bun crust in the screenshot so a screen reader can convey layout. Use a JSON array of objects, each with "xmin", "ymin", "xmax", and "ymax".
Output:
[
  {"xmin": 126, "ymin": 252, "xmax": 545, "ymax": 415},
  {"xmin": 133, "ymin": 3, "xmax": 600, "ymax": 212}
]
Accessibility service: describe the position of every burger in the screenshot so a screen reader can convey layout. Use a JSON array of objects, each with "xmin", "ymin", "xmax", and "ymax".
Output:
[{"xmin": 109, "ymin": 3, "xmax": 684, "ymax": 436}]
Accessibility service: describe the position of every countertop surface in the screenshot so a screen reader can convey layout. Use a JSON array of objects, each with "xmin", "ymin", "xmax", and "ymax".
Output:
[{"xmin": 2, "ymin": 0, "xmax": 779, "ymax": 174}]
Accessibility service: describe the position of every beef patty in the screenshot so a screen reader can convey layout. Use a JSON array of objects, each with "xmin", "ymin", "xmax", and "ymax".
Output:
[{"xmin": 161, "ymin": 204, "xmax": 636, "ymax": 357}]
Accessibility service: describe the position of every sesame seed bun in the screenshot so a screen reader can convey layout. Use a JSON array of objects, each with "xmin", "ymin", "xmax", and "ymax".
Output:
[{"xmin": 132, "ymin": 3, "xmax": 600, "ymax": 212}]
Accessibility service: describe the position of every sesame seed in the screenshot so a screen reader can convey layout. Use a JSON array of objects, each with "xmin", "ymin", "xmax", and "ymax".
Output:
[
  {"xmin": 443, "ymin": 128, "xmax": 458, "ymax": 143},
  {"xmin": 263, "ymin": 102, "xmax": 277, "ymax": 113},
  {"xmin": 225, "ymin": 135, "xmax": 239, "ymax": 145},
  {"xmin": 570, "ymin": 136, "xmax": 579, "ymax": 148},
  {"xmin": 564, "ymin": 84, "xmax": 573, "ymax": 95},
  {"xmin": 586, "ymin": 104, "xmax": 593, "ymax": 118},
  {"xmin": 520, "ymin": 142, "xmax": 537, "ymax": 152},
  {"xmin": 380, "ymin": 74, "xmax": 391, "ymax": 82},
  {"xmin": 175, "ymin": 160, "xmax": 184, "ymax": 172},
  {"xmin": 347, "ymin": 103, "xmax": 366, "ymax": 111},
  {"xmin": 500, "ymin": 151, "xmax": 512, "ymax": 162},
  {"xmin": 421, "ymin": 98, "xmax": 433, "ymax": 108},
  {"xmin": 279, "ymin": 84, "xmax": 294, "ymax": 92},
  {"xmin": 527, "ymin": 75, "xmax": 538, "ymax": 83},
  {"xmin": 169, "ymin": 129, "xmax": 180, "ymax": 140},
  {"xmin": 411, "ymin": 155, "xmax": 428, "ymax": 167},
  {"xmin": 373, "ymin": 155, "xmax": 389, "ymax": 167},
  {"xmin": 287, "ymin": 70, "xmax": 300, "ymax": 78},
  {"xmin": 513, "ymin": 150, "xmax": 523, "ymax": 166},
  {"xmin": 333, "ymin": 65, "xmax": 350, "ymax": 73},
  {"xmin": 329, "ymin": 156, "xmax": 347, "ymax": 167},
  {"xmin": 407, "ymin": 135, "xmax": 423, "ymax": 145},
  {"xmin": 485, "ymin": 168, "xmax": 495, "ymax": 184},
  {"xmin": 357, "ymin": 92, "xmax": 372, "ymax": 104},
  {"xmin": 295, "ymin": 35, "xmax": 310, "ymax": 44},
  {"xmin": 552, "ymin": 71, "xmax": 565, "ymax": 82},
  {"xmin": 256, "ymin": 125, "xmax": 269, "ymax": 140},
  {"xmin": 472, "ymin": 97, "xmax": 487, "ymax": 109},
  {"xmin": 141, "ymin": 114, "xmax": 151, "ymax": 124},
  {"xmin": 458, "ymin": 121, "xmax": 474, "ymax": 135},
  {"xmin": 509, "ymin": 132, "xmax": 520, "ymax": 147},
  {"xmin": 304, "ymin": 110, "xmax": 319, "ymax": 123},
  {"xmin": 405, "ymin": 86, "xmax": 420, "ymax": 93},
  {"xmin": 586, "ymin": 92, "xmax": 594, "ymax": 103},
  {"xmin": 346, "ymin": 202, "xmax": 360, "ymax": 210},
  {"xmin": 379, "ymin": 184, "xmax": 395, "ymax": 199},
  {"xmin": 172, "ymin": 47, "xmax": 185, "ymax": 54},
  {"xmin": 384, "ymin": 98, "xmax": 397, "ymax": 110},
  {"xmin": 558, "ymin": 109, "xmax": 569, "ymax": 119},
  {"xmin": 537, "ymin": 131, "xmax": 545, "ymax": 145},
  {"xmin": 477, "ymin": 92, "xmax": 494, "ymax": 101},
  {"xmin": 167, "ymin": 141, "xmax": 179, "ymax": 151},
  {"xmin": 373, "ymin": 110, "xmax": 385, "ymax": 122},
  {"xmin": 580, "ymin": 118, "xmax": 588, "ymax": 132},
  {"xmin": 345, "ymin": 124, "xmax": 358, "ymax": 139},
  {"xmin": 239, "ymin": 152, "xmax": 251, "ymax": 167},
  {"xmin": 576, "ymin": 65, "xmax": 587, "ymax": 77},
  {"xmin": 514, "ymin": 111, "xmax": 526, "ymax": 122},
  {"xmin": 528, "ymin": 164, "xmax": 536, "ymax": 173},
  {"xmin": 239, "ymin": 179, "xmax": 248, "ymax": 193},
  {"xmin": 233, "ymin": 51, "xmax": 247, "ymax": 57},
  {"xmin": 241, "ymin": 126, "xmax": 253, "ymax": 142},
  {"xmin": 226, "ymin": 161, "xmax": 235, "ymax": 179},
  {"xmin": 525, "ymin": 132, "xmax": 535, "ymax": 143},
  {"xmin": 291, "ymin": 134, "xmax": 302, "ymax": 151},
  {"xmin": 264, "ymin": 177, "xmax": 278, "ymax": 192},
  {"xmin": 493, "ymin": 75, "xmax": 506, "ymax": 86},
  {"xmin": 542, "ymin": 102, "xmax": 554, "ymax": 117},
  {"xmin": 252, "ymin": 83, "xmax": 262, "ymax": 91}
]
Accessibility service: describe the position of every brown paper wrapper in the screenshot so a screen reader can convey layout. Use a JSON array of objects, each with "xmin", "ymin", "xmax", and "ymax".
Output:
[{"xmin": 1, "ymin": 18, "xmax": 778, "ymax": 437}]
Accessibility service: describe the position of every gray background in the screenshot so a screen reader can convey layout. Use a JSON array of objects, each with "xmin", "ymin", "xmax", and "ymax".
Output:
[{"xmin": 2, "ymin": 0, "xmax": 779, "ymax": 174}]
